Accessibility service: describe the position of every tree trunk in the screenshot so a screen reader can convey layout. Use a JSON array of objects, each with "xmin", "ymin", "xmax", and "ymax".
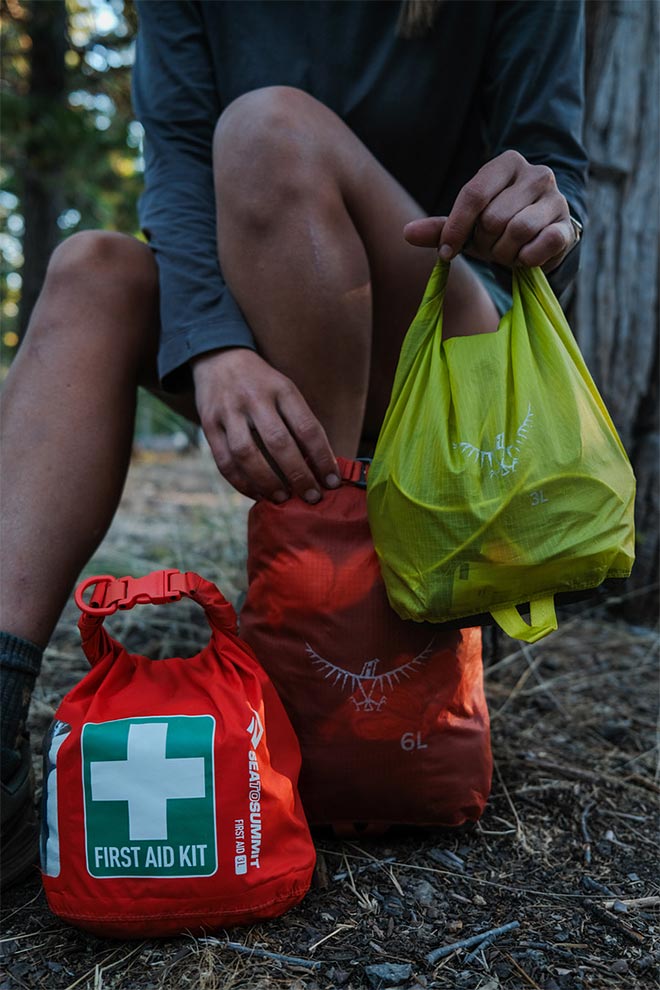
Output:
[
  {"xmin": 573, "ymin": 0, "xmax": 659, "ymax": 623},
  {"xmin": 18, "ymin": 0, "xmax": 67, "ymax": 340}
]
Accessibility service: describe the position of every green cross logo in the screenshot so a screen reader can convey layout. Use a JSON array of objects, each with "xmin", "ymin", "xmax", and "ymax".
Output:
[{"xmin": 82, "ymin": 715, "xmax": 217, "ymax": 878}]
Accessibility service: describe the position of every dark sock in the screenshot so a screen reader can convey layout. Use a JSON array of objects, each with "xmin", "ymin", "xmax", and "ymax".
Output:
[{"xmin": 1, "ymin": 632, "xmax": 43, "ymax": 784}]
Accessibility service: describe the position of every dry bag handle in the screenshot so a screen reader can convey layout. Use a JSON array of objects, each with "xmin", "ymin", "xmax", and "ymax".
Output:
[
  {"xmin": 75, "ymin": 569, "xmax": 238, "ymax": 634},
  {"xmin": 490, "ymin": 596, "xmax": 558, "ymax": 644}
]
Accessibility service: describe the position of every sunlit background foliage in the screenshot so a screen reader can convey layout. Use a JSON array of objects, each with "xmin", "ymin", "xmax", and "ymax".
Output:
[{"xmin": 1, "ymin": 0, "xmax": 141, "ymax": 368}]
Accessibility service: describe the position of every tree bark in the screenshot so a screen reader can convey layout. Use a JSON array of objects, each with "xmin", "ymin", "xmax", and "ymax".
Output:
[
  {"xmin": 573, "ymin": 0, "xmax": 659, "ymax": 623},
  {"xmin": 18, "ymin": 0, "xmax": 67, "ymax": 340}
]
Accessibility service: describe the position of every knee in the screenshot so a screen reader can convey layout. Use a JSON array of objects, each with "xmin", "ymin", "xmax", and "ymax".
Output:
[
  {"xmin": 213, "ymin": 87, "xmax": 336, "ymax": 227},
  {"xmin": 46, "ymin": 231, "xmax": 157, "ymax": 301},
  {"xmin": 25, "ymin": 232, "xmax": 159, "ymax": 369},
  {"xmin": 214, "ymin": 86, "xmax": 322, "ymax": 166}
]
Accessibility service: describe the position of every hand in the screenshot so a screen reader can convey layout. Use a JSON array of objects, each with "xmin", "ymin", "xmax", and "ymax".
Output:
[
  {"xmin": 404, "ymin": 150, "xmax": 577, "ymax": 272},
  {"xmin": 192, "ymin": 348, "xmax": 340, "ymax": 503}
]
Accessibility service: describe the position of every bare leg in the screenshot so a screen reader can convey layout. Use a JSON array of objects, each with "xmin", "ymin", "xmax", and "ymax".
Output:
[
  {"xmin": 213, "ymin": 87, "xmax": 499, "ymax": 455},
  {"xmin": 0, "ymin": 232, "xmax": 164, "ymax": 647}
]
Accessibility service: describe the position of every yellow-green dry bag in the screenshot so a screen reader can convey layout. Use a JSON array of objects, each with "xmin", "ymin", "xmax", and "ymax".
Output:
[{"xmin": 367, "ymin": 261, "xmax": 635, "ymax": 644}]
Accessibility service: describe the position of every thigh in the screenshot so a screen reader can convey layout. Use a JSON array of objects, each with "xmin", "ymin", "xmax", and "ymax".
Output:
[{"xmin": 331, "ymin": 127, "xmax": 500, "ymax": 444}]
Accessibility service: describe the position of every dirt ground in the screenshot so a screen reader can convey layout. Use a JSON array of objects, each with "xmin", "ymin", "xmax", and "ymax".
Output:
[{"xmin": 1, "ymin": 447, "xmax": 658, "ymax": 990}]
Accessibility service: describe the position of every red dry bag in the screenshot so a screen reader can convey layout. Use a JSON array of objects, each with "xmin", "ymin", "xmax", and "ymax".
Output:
[
  {"xmin": 40, "ymin": 569, "xmax": 315, "ymax": 937},
  {"xmin": 240, "ymin": 459, "xmax": 492, "ymax": 832}
]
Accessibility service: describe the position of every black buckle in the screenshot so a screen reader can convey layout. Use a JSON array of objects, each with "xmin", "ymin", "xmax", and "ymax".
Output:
[{"xmin": 353, "ymin": 457, "xmax": 371, "ymax": 489}]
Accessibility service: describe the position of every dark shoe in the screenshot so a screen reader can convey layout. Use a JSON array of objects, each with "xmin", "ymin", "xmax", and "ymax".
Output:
[{"xmin": 1, "ymin": 736, "xmax": 39, "ymax": 890}]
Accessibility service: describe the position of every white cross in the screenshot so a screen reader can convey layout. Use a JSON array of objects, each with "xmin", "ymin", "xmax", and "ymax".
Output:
[{"xmin": 90, "ymin": 722, "xmax": 206, "ymax": 841}]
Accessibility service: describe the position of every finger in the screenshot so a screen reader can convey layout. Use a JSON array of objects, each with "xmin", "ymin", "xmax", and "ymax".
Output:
[
  {"xmin": 403, "ymin": 216, "xmax": 447, "ymax": 248},
  {"xmin": 248, "ymin": 404, "xmax": 325, "ymax": 504},
  {"xmin": 438, "ymin": 150, "xmax": 524, "ymax": 260},
  {"xmin": 203, "ymin": 425, "xmax": 260, "ymax": 501},
  {"xmin": 277, "ymin": 384, "xmax": 340, "ymax": 488},
  {"xmin": 471, "ymin": 172, "xmax": 562, "ymax": 252},
  {"xmin": 485, "ymin": 197, "xmax": 567, "ymax": 268},
  {"xmin": 541, "ymin": 242, "xmax": 573, "ymax": 274},
  {"xmin": 275, "ymin": 386, "xmax": 342, "ymax": 497},
  {"xmin": 517, "ymin": 218, "xmax": 574, "ymax": 269},
  {"xmin": 223, "ymin": 415, "xmax": 293, "ymax": 503}
]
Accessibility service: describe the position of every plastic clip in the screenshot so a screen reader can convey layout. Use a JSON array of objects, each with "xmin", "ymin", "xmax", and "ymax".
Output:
[
  {"xmin": 75, "ymin": 569, "xmax": 185, "ymax": 616},
  {"xmin": 341, "ymin": 457, "xmax": 371, "ymax": 489}
]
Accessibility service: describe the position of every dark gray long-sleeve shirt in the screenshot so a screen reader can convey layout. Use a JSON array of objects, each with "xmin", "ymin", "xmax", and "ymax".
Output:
[{"xmin": 132, "ymin": 0, "xmax": 587, "ymax": 390}]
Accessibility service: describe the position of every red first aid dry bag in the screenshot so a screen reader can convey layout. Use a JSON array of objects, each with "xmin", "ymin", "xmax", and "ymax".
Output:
[
  {"xmin": 40, "ymin": 569, "xmax": 315, "ymax": 938},
  {"xmin": 240, "ymin": 459, "xmax": 492, "ymax": 833}
]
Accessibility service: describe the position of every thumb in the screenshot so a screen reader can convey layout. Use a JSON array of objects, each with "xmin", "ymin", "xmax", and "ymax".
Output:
[{"xmin": 403, "ymin": 216, "xmax": 447, "ymax": 248}]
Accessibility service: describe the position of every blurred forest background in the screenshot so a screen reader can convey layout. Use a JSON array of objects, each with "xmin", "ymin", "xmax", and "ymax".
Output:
[
  {"xmin": 0, "ymin": 0, "xmax": 657, "ymax": 622},
  {"xmin": 1, "ymin": 0, "xmax": 141, "ymax": 349}
]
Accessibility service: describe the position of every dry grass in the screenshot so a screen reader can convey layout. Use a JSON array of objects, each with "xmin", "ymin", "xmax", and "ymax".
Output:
[{"xmin": 2, "ymin": 447, "xmax": 658, "ymax": 990}]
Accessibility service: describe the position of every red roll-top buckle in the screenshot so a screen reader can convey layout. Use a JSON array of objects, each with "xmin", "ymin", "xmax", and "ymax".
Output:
[{"xmin": 75, "ymin": 568, "xmax": 188, "ymax": 616}]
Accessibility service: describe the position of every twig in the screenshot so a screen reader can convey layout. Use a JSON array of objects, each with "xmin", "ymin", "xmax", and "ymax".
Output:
[
  {"xmin": 627, "ymin": 771, "xmax": 660, "ymax": 793},
  {"xmin": 3, "ymin": 970, "xmax": 31, "ymax": 990},
  {"xmin": 0, "ymin": 887, "xmax": 44, "ymax": 925},
  {"xmin": 494, "ymin": 759, "xmax": 532, "ymax": 854},
  {"xmin": 387, "ymin": 865, "xmax": 404, "ymax": 897},
  {"xmin": 582, "ymin": 876, "xmax": 616, "ymax": 896},
  {"xmin": 484, "ymin": 643, "xmax": 532, "ymax": 677},
  {"xmin": 582, "ymin": 901, "xmax": 645, "ymax": 944},
  {"xmin": 332, "ymin": 855, "xmax": 396, "ymax": 881},
  {"xmin": 502, "ymin": 950, "xmax": 543, "ymax": 989},
  {"xmin": 448, "ymin": 891, "xmax": 472, "ymax": 905},
  {"xmin": 518, "ymin": 944, "xmax": 618, "ymax": 980},
  {"xmin": 201, "ymin": 938, "xmax": 322, "ymax": 971},
  {"xmin": 317, "ymin": 847, "xmax": 617, "ymax": 900},
  {"xmin": 615, "ymin": 747, "xmax": 659, "ymax": 771},
  {"xmin": 491, "ymin": 650, "xmax": 543, "ymax": 718},
  {"xmin": 308, "ymin": 923, "xmax": 356, "ymax": 952},
  {"xmin": 94, "ymin": 943, "xmax": 145, "ymax": 980},
  {"xmin": 521, "ymin": 642, "xmax": 568, "ymax": 715},
  {"xmin": 602, "ymin": 896, "xmax": 660, "ymax": 910},
  {"xmin": 0, "ymin": 929, "xmax": 61, "ymax": 944},
  {"xmin": 340, "ymin": 852, "xmax": 377, "ymax": 912},
  {"xmin": 158, "ymin": 945, "xmax": 195, "ymax": 982},
  {"xmin": 523, "ymin": 755, "xmax": 660, "ymax": 794},
  {"xmin": 599, "ymin": 808, "xmax": 648, "ymax": 822},
  {"xmin": 62, "ymin": 949, "xmax": 123, "ymax": 990},
  {"xmin": 615, "ymin": 822, "xmax": 660, "ymax": 851},
  {"xmin": 519, "ymin": 940, "xmax": 580, "ymax": 963},
  {"xmin": 426, "ymin": 921, "xmax": 520, "ymax": 964},
  {"xmin": 464, "ymin": 933, "xmax": 498, "ymax": 964},
  {"xmin": 346, "ymin": 835, "xmax": 405, "ymax": 897},
  {"xmin": 581, "ymin": 801, "xmax": 595, "ymax": 865}
]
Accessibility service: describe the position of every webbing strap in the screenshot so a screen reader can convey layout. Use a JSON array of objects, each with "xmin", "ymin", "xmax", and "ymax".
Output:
[{"xmin": 490, "ymin": 596, "xmax": 558, "ymax": 644}]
